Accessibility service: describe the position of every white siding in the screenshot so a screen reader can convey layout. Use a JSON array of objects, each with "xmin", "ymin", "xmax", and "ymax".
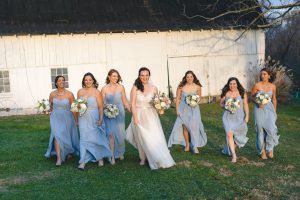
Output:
[{"xmin": 0, "ymin": 29, "xmax": 265, "ymax": 115}]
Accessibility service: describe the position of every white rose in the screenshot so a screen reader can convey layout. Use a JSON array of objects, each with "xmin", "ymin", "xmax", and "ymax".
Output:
[
  {"xmin": 44, "ymin": 100, "xmax": 50, "ymax": 106},
  {"xmin": 259, "ymin": 95, "xmax": 264, "ymax": 100},
  {"xmin": 186, "ymin": 98, "xmax": 191, "ymax": 104},
  {"xmin": 39, "ymin": 106, "xmax": 44, "ymax": 112},
  {"xmin": 160, "ymin": 102, "xmax": 166, "ymax": 108},
  {"xmin": 79, "ymin": 104, "xmax": 87, "ymax": 114},
  {"xmin": 262, "ymin": 99, "xmax": 269, "ymax": 105},
  {"xmin": 191, "ymin": 101, "xmax": 197, "ymax": 107}
]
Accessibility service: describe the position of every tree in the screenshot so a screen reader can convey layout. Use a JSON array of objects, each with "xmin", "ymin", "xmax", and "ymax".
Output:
[
  {"xmin": 181, "ymin": 0, "xmax": 300, "ymax": 40},
  {"xmin": 266, "ymin": 13, "xmax": 300, "ymax": 88}
]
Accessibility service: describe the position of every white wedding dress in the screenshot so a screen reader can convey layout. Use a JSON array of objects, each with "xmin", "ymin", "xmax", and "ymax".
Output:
[{"xmin": 126, "ymin": 90, "xmax": 175, "ymax": 170}]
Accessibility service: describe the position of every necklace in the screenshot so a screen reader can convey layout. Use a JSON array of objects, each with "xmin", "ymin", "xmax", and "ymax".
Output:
[{"xmin": 56, "ymin": 89, "xmax": 65, "ymax": 96}]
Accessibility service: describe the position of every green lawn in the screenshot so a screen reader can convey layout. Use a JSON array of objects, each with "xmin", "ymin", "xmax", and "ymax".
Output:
[{"xmin": 0, "ymin": 103, "xmax": 299, "ymax": 199}]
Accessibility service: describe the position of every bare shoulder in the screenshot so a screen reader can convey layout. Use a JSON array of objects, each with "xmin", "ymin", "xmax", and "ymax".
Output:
[
  {"xmin": 49, "ymin": 91, "xmax": 56, "ymax": 98},
  {"xmin": 151, "ymin": 84, "xmax": 157, "ymax": 91},
  {"xmin": 101, "ymin": 85, "xmax": 108, "ymax": 93},
  {"xmin": 271, "ymin": 83, "xmax": 276, "ymax": 89},
  {"xmin": 132, "ymin": 85, "xmax": 137, "ymax": 91},
  {"xmin": 196, "ymin": 84, "xmax": 202, "ymax": 90},
  {"xmin": 65, "ymin": 89, "xmax": 74, "ymax": 96},
  {"xmin": 252, "ymin": 82, "xmax": 261, "ymax": 90},
  {"xmin": 177, "ymin": 86, "xmax": 183, "ymax": 92},
  {"xmin": 77, "ymin": 88, "xmax": 85, "ymax": 96},
  {"xmin": 113, "ymin": 83, "xmax": 123, "ymax": 92},
  {"xmin": 95, "ymin": 88, "xmax": 101, "ymax": 94}
]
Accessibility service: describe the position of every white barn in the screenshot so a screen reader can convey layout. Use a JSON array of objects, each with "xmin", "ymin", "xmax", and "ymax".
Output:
[{"xmin": 0, "ymin": 0, "xmax": 265, "ymax": 116}]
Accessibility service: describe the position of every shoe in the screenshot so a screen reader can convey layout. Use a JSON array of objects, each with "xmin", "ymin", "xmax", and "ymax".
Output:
[
  {"xmin": 119, "ymin": 155, "xmax": 124, "ymax": 160},
  {"xmin": 267, "ymin": 151, "xmax": 274, "ymax": 159},
  {"xmin": 193, "ymin": 147, "xmax": 199, "ymax": 154},
  {"xmin": 139, "ymin": 160, "xmax": 145, "ymax": 165},
  {"xmin": 110, "ymin": 157, "xmax": 115, "ymax": 165},
  {"xmin": 78, "ymin": 163, "xmax": 85, "ymax": 170},
  {"xmin": 56, "ymin": 160, "xmax": 62, "ymax": 166},
  {"xmin": 98, "ymin": 159, "xmax": 104, "ymax": 167}
]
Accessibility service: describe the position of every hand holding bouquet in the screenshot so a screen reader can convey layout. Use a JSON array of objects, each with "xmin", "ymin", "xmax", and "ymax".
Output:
[
  {"xmin": 104, "ymin": 104, "xmax": 119, "ymax": 118},
  {"xmin": 37, "ymin": 99, "xmax": 50, "ymax": 114},
  {"xmin": 151, "ymin": 92, "xmax": 171, "ymax": 115},
  {"xmin": 71, "ymin": 99, "xmax": 87, "ymax": 116},
  {"xmin": 225, "ymin": 97, "xmax": 240, "ymax": 114},
  {"xmin": 256, "ymin": 92, "xmax": 271, "ymax": 105},
  {"xmin": 185, "ymin": 94, "xmax": 200, "ymax": 107}
]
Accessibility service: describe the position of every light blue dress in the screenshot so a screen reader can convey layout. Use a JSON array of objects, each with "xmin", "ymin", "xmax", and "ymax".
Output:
[
  {"xmin": 104, "ymin": 92, "xmax": 126, "ymax": 159},
  {"xmin": 168, "ymin": 91, "xmax": 207, "ymax": 148},
  {"xmin": 254, "ymin": 91, "xmax": 279, "ymax": 154},
  {"xmin": 78, "ymin": 96, "xmax": 112, "ymax": 164},
  {"xmin": 45, "ymin": 98, "xmax": 79, "ymax": 161},
  {"xmin": 222, "ymin": 96, "xmax": 248, "ymax": 156}
]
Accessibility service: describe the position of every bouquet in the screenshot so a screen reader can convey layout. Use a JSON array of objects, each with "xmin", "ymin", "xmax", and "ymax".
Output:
[
  {"xmin": 224, "ymin": 98, "xmax": 240, "ymax": 114},
  {"xmin": 151, "ymin": 92, "xmax": 171, "ymax": 115},
  {"xmin": 256, "ymin": 92, "xmax": 271, "ymax": 105},
  {"xmin": 70, "ymin": 99, "xmax": 87, "ymax": 116},
  {"xmin": 185, "ymin": 94, "xmax": 200, "ymax": 107},
  {"xmin": 104, "ymin": 104, "xmax": 119, "ymax": 119},
  {"xmin": 36, "ymin": 99, "xmax": 50, "ymax": 114}
]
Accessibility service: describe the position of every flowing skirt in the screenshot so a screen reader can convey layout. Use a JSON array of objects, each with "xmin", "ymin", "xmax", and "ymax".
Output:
[{"xmin": 126, "ymin": 107, "xmax": 175, "ymax": 170}]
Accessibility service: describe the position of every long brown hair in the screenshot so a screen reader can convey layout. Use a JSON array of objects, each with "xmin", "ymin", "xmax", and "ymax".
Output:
[
  {"xmin": 221, "ymin": 77, "xmax": 245, "ymax": 99},
  {"xmin": 260, "ymin": 68, "xmax": 274, "ymax": 83},
  {"xmin": 81, "ymin": 72, "xmax": 99, "ymax": 89},
  {"xmin": 178, "ymin": 70, "xmax": 202, "ymax": 88},
  {"xmin": 134, "ymin": 67, "xmax": 151, "ymax": 92}
]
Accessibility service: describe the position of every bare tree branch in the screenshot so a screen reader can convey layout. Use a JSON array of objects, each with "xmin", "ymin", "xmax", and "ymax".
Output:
[{"xmin": 182, "ymin": 0, "xmax": 300, "ymax": 29}]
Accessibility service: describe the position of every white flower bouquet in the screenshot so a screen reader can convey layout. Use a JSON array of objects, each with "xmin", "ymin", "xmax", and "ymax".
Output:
[
  {"xmin": 151, "ymin": 92, "xmax": 171, "ymax": 115},
  {"xmin": 225, "ymin": 98, "xmax": 240, "ymax": 114},
  {"xmin": 185, "ymin": 94, "xmax": 200, "ymax": 107},
  {"xmin": 104, "ymin": 104, "xmax": 119, "ymax": 119},
  {"xmin": 70, "ymin": 99, "xmax": 87, "ymax": 116},
  {"xmin": 256, "ymin": 92, "xmax": 271, "ymax": 105},
  {"xmin": 36, "ymin": 99, "xmax": 50, "ymax": 114}
]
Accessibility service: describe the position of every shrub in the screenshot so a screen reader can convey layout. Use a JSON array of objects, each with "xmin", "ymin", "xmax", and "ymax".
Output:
[{"xmin": 248, "ymin": 56, "xmax": 293, "ymax": 103}]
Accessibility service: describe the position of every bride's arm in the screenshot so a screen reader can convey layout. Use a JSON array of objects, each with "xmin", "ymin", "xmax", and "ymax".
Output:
[{"xmin": 130, "ymin": 86, "xmax": 139, "ymax": 125}]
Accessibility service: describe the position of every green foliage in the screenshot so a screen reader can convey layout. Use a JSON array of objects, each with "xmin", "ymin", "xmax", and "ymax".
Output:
[{"xmin": 0, "ymin": 103, "xmax": 300, "ymax": 199}]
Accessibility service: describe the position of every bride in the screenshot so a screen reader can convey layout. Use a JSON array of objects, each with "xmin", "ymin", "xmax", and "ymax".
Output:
[{"xmin": 126, "ymin": 67, "xmax": 175, "ymax": 170}]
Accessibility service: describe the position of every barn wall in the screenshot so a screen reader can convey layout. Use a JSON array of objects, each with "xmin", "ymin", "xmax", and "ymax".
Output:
[{"xmin": 0, "ymin": 29, "xmax": 265, "ymax": 115}]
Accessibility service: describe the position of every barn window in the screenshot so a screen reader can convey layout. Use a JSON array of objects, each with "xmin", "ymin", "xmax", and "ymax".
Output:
[
  {"xmin": 0, "ymin": 71, "xmax": 10, "ymax": 93},
  {"xmin": 51, "ymin": 68, "xmax": 69, "ymax": 89}
]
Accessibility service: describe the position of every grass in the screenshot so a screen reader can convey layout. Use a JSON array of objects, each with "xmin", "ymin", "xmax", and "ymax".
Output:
[{"xmin": 0, "ymin": 103, "xmax": 300, "ymax": 199}]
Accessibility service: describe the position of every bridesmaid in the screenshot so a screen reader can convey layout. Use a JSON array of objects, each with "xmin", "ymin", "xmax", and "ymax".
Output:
[
  {"xmin": 168, "ymin": 70, "xmax": 207, "ymax": 153},
  {"xmin": 252, "ymin": 68, "xmax": 279, "ymax": 159},
  {"xmin": 220, "ymin": 77, "xmax": 249, "ymax": 163},
  {"xmin": 77, "ymin": 72, "xmax": 112, "ymax": 170},
  {"xmin": 101, "ymin": 69, "xmax": 130, "ymax": 164},
  {"xmin": 45, "ymin": 75, "xmax": 79, "ymax": 166}
]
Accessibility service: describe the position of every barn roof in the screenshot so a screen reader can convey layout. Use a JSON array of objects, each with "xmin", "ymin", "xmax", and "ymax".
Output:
[{"xmin": 0, "ymin": 0, "xmax": 265, "ymax": 35}]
